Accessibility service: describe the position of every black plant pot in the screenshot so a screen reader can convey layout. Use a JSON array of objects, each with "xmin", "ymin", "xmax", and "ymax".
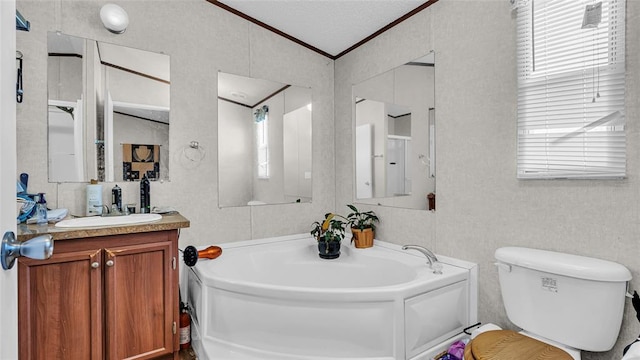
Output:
[{"xmin": 318, "ymin": 240, "xmax": 341, "ymax": 259}]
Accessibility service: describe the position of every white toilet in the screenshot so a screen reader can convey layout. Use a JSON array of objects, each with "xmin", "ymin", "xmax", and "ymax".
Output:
[{"xmin": 465, "ymin": 247, "xmax": 632, "ymax": 360}]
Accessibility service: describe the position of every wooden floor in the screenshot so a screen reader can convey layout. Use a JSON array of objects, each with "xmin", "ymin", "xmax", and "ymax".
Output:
[{"xmin": 179, "ymin": 348, "xmax": 197, "ymax": 360}]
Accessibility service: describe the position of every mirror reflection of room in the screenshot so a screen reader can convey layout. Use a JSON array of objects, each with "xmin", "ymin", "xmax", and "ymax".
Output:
[
  {"xmin": 47, "ymin": 32, "xmax": 170, "ymax": 183},
  {"xmin": 353, "ymin": 51, "xmax": 435, "ymax": 210},
  {"xmin": 218, "ymin": 72, "xmax": 312, "ymax": 208}
]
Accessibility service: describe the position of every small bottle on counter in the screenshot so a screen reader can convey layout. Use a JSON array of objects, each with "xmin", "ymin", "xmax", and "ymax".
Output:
[
  {"xmin": 140, "ymin": 174, "xmax": 150, "ymax": 214},
  {"xmin": 86, "ymin": 179, "xmax": 103, "ymax": 216},
  {"xmin": 111, "ymin": 184, "xmax": 122, "ymax": 213},
  {"xmin": 36, "ymin": 193, "xmax": 48, "ymax": 225}
]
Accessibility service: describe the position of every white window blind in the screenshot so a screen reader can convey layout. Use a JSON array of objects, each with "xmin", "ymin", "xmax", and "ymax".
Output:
[{"xmin": 517, "ymin": 0, "xmax": 626, "ymax": 179}]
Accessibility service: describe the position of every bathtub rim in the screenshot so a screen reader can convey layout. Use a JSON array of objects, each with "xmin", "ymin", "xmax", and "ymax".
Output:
[
  {"xmin": 192, "ymin": 232, "xmax": 476, "ymax": 268},
  {"xmin": 192, "ymin": 232, "xmax": 477, "ymax": 269},
  {"xmin": 189, "ymin": 234, "xmax": 478, "ymax": 301}
]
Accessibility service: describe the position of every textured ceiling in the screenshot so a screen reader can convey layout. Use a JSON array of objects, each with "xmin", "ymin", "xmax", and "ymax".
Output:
[{"xmin": 217, "ymin": 0, "xmax": 428, "ymax": 57}]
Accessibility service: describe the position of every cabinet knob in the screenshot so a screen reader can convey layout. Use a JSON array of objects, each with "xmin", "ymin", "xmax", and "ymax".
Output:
[
  {"xmin": 106, "ymin": 260, "xmax": 114, "ymax": 267},
  {"xmin": 91, "ymin": 262, "xmax": 100, "ymax": 269}
]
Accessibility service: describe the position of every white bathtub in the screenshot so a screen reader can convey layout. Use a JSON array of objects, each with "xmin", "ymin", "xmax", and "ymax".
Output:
[{"xmin": 186, "ymin": 234, "xmax": 478, "ymax": 360}]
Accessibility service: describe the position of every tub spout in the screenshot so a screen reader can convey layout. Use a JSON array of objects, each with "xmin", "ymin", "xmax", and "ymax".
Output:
[{"xmin": 402, "ymin": 245, "xmax": 442, "ymax": 274}]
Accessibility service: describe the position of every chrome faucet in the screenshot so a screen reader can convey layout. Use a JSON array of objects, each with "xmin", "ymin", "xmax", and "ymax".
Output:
[
  {"xmin": 100, "ymin": 204, "xmax": 128, "ymax": 217},
  {"xmin": 402, "ymin": 245, "xmax": 442, "ymax": 274}
]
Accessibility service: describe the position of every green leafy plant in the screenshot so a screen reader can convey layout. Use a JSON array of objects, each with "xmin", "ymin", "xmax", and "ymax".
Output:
[
  {"xmin": 346, "ymin": 204, "xmax": 379, "ymax": 231},
  {"xmin": 311, "ymin": 213, "xmax": 347, "ymax": 243}
]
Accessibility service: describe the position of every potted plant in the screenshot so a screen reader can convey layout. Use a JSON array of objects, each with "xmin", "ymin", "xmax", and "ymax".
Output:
[
  {"xmin": 346, "ymin": 204, "xmax": 379, "ymax": 248},
  {"xmin": 311, "ymin": 213, "xmax": 347, "ymax": 259}
]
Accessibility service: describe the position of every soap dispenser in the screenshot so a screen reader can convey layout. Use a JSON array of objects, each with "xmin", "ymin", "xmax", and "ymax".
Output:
[
  {"xmin": 140, "ymin": 174, "xmax": 150, "ymax": 214},
  {"xmin": 35, "ymin": 193, "xmax": 48, "ymax": 225},
  {"xmin": 86, "ymin": 179, "xmax": 103, "ymax": 216}
]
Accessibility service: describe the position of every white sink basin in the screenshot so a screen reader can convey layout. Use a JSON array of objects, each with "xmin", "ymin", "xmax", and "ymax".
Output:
[{"xmin": 55, "ymin": 214, "xmax": 162, "ymax": 228}]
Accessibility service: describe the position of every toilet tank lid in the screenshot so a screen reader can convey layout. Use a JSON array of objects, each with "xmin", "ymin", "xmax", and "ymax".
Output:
[{"xmin": 495, "ymin": 247, "xmax": 631, "ymax": 282}]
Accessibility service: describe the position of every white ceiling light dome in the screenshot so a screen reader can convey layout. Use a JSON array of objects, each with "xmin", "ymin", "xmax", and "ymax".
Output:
[{"xmin": 100, "ymin": 4, "xmax": 129, "ymax": 34}]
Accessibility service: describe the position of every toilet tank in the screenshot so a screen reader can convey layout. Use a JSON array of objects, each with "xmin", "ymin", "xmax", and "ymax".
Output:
[{"xmin": 495, "ymin": 247, "xmax": 631, "ymax": 352}]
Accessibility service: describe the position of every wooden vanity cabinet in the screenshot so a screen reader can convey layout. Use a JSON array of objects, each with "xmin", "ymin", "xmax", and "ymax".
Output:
[{"xmin": 18, "ymin": 230, "xmax": 180, "ymax": 360}]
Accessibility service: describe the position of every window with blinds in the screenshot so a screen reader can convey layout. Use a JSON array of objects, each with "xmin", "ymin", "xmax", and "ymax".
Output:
[{"xmin": 516, "ymin": 0, "xmax": 626, "ymax": 179}]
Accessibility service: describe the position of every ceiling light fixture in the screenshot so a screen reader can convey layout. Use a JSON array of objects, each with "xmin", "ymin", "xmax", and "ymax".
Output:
[{"xmin": 100, "ymin": 4, "xmax": 129, "ymax": 34}]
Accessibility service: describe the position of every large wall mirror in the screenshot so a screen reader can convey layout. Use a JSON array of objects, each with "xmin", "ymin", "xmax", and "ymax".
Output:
[
  {"xmin": 218, "ymin": 72, "xmax": 312, "ymax": 208},
  {"xmin": 47, "ymin": 32, "xmax": 170, "ymax": 183},
  {"xmin": 353, "ymin": 51, "xmax": 435, "ymax": 210}
]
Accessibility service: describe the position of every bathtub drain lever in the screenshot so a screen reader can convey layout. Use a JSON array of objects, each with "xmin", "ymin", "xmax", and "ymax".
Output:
[{"xmin": 182, "ymin": 245, "xmax": 222, "ymax": 267}]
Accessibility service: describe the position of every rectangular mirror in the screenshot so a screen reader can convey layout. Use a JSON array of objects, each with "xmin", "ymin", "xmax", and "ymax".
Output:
[
  {"xmin": 218, "ymin": 72, "xmax": 312, "ymax": 207},
  {"xmin": 353, "ymin": 51, "xmax": 435, "ymax": 210},
  {"xmin": 47, "ymin": 32, "xmax": 170, "ymax": 183}
]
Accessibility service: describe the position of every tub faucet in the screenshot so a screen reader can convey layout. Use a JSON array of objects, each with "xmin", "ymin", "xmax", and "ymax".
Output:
[{"xmin": 402, "ymin": 245, "xmax": 442, "ymax": 274}]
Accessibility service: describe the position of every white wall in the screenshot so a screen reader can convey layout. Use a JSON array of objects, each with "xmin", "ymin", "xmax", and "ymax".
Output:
[
  {"xmin": 397, "ymin": 65, "xmax": 433, "ymax": 209},
  {"xmin": 335, "ymin": 1, "xmax": 640, "ymax": 359},
  {"xmin": 48, "ymin": 106, "xmax": 79, "ymax": 181},
  {"xmin": 283, "ymin": 85, "xmax": 313, "ymax": 203},
  {"xmin": 283, "ymin": 105, "xmax": 312, "ymax": 202},
  {"xmin": 218, "ymin": 100, "xmax": 252, "ymax": 207},
  {"xmin": 47, "ymin": 56, "xmax": 82, "ymax": 102},
  {"xmin": 16, "ymin": 0, "xmax": 335, "ymax": 243},
  {"xmin": 389, "ymin": 114, "xmax": 411, "ymax": 137}
]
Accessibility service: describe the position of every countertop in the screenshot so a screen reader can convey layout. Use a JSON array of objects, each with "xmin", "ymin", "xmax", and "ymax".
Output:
[{"xmin": 17, "ymin": 213, "xmax": 190, "ymax": 241}]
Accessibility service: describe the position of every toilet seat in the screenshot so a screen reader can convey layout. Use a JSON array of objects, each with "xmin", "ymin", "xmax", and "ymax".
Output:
[{"xmin": 463, "ymin": 330, "xmax": 573, "ymax": 360}]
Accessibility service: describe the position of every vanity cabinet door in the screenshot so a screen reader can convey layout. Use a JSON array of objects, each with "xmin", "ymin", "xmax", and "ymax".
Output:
[
  {"xmin": 18, "ymin": 249, "xmax": 103, "ymax": 360},
  {"xmin": 104, "ymin": 241, "xmax": 175, "ymax": 360}
]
